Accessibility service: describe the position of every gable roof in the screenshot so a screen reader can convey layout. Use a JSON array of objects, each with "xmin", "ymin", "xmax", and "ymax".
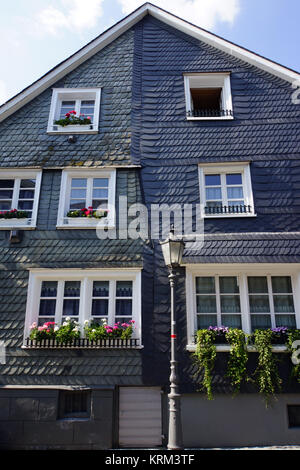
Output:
[{"xmin": 1, "ymin": 2, "xmax": 299, "ymax": 123}]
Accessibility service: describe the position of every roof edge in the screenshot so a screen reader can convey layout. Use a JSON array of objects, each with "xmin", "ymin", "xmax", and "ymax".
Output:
[{"xmin": 0, "ymin": 2, "xmax": 299, "ymax": 122}]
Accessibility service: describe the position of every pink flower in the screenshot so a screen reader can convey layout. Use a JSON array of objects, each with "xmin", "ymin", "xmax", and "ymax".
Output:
[{"xmin": 87, "ymin": 116, "xmax": 91, "ymax": 120}]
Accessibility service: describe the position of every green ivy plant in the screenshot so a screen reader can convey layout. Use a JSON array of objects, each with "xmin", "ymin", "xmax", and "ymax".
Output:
[
  {"xmin": 194, "ymin": 329, "xmax": 217, "ymax": 400},
  {"xmin": 286, "ymin": 329, "xmax": 300, "ymax": 383},
  {"xmin": 225, "ymin": 328, "xmax": 249, "ymax": 395},
  {"xmin": 252, "ymin": 329, "xmax": 282, "ymax": 403}
]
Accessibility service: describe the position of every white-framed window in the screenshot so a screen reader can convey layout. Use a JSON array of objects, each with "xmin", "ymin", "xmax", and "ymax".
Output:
[
  {"xmin": 198, "ymin": 162, "xmax": 255, "ymax": 217},
  {"xmin": 24, "ymin": 269, "xmax": 142, "ymax": 340},
  {"xmin": 47, "ymin": 88, "xmax": 101, "ymax": 134},
  {"xmin": 57, "ymin": 168, "xmax": 116, "ymax": 228},
  {"xmin": 186, "ymin": 264, "xmax": 300, "ymax": 346},
  {"xmin": 0, "ymin": 169, "xmax": 42, "ymax": 229},
  {"xmin": 184, "ymin": 73, "xmax": 233, "ymax": 120}
]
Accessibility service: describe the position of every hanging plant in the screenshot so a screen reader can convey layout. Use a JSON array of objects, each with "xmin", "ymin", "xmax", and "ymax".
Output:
[
  {"xmin": 252, "ymin": 329, "xmax": 282, "ymax": 403},
  {"xmin": 225, "ymin": 328, "xmax": 249, "ymax": 395},
  {"xmin": 286, "ymin": 329, "xmax": 300, "ymax": 383},
  {"xmin": 194, "ymin": 329, "xmax": 217, "ymax": 400}
]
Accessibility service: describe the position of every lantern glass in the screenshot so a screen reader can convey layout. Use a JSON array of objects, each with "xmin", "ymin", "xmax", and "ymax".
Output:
[{"xmin": 161, "ymin": 238, "xmax": 184, "ymax": 267}]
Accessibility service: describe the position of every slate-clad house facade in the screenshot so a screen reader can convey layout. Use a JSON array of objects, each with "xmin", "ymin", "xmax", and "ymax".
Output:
[{"xmin": 0, "ymin": 3, "xmax": 300, "ymax": 449}]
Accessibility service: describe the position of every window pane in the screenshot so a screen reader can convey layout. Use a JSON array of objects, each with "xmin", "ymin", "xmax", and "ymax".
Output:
[
  {"xmin": 71, "ymin": 178, "xmax": 87, "ymax": 188},
  {"xmin": 41, "ymin": 281, "xmax": 57, "ymax": 297},
  {"xmin": 69, "ymin": 200, "xmax": 86, "ymax": 210},
  {"xmin": 18, "ymin": 201, "xmax": 33, "ymax": 211},
  {"xmin": 249, "ymin": 295, "xmax": 270, "ymax": 313},
  {"xmin": 205, "ymin": 174, "xmax": 220, "ymax": 186},
  {"xmin": 20, "ymin": 179, "xmax": 35, "ymax": 188},
  {"xmin": 39, "ymin": 299, "xmax": 56, "ymax": 316},
  {"xmin": 19, "ymin": 190, "xmax": 35, "ymax": 199},
  {"xmin": 0, "ymin": 201, "xmax": 11, "ymax": 210},
  {"xmin": 70, "ymin": 189, "xmax": 86, "ymax": 199},
  {"xmin": 227, "ymin": 187, "xmax": 244, "ymax": 199},
  {"xmin": 228, "ymin": 200, "xmax": 244, "ymax": 207},
  {"xmin": 197, "ymin": 315, "xmax": 217, "ymax": 329},
  {"xmin": 93, "ymin": 189, "xmax": 108, "ymax": 199},
  {"xmin": 92, "ymin": 200, "xmax": 107, "ymax": 209},
  {"xmin": 276, "ymin": 315, "xmax": 296, "ymax": 328},
  {"xmin": 116, "ymin": 281, "xmax": 132, "ymax": 297},
  {"xmin": 251, "ymin": 315, "xmax": 271, "ymax": 330},
  {"xmin": 196, "ymin": 277, "xmax": 215, "ymax": 294},
  {"xmin": 196, "ymin": 295, "xmax": 217, "ymax": 313},
  {"xmin": 64, "ymin": 281, "xmax": 81, "ymax": 297},
  {"xmin": 0, "ymin": 190, "xmax": 13, "ymax": 198},
  {"xmin": 206, "ymin": 201, "xmax": 223, "ymax": 208},
  {"xmin": 219, "ymin": 277, "xmax": 239, "ymax": 294},
  {"xmin": 273, "ymin": 295, "xmax": 294, "ymax": 313},
  {"xmin": 116, "ymin": 299, "xmax": 132, "ymax": 316},
  {"xmin": 93, "ymin": 281, "xmax": 109, "ymax": 297},
  {"xmin": 271, "ymin": 276, "xmax": 292, "ymax": 293},
  {"xmin": 226, "ymin": 174, "xmax": 242, "ymax": 185},
  {"xmin": 221, "ymin": 315, "xmax": 242, "ymax": 328},
  {"xmin": 206, "ymin": 187, "xmax": 222, "ymax": 200},
  {"xmin": 92, "ymin": 299, "xmax": 109, "ymax": 316},
  {"xmin": 63, "ymin": 299, "xmax": 79, "ymax": 316},
  {"xmin": 248, "ymin": 277, "xmax": 268, "ymax": 293},
  {"xmin": 93, "ymin": 178, "xmax": 109, "ymax": 187},
  {"xmin": 220, "ymin": 295, "xmax": 241, "ymax": 313},
  {"xmin": 0, "ymin": 179, "xmax": 14, "ymax": 188}
]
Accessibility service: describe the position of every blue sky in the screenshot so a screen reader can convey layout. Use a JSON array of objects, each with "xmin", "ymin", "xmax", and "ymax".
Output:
[{"xmin": 1, "ymin": 0, "xmax": 299, "ymax": 105}]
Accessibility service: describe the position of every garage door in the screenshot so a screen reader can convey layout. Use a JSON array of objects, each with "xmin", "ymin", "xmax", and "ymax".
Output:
[{"xmin": 119, "ymin": 387, "xmax": 162, "ymax": 448}]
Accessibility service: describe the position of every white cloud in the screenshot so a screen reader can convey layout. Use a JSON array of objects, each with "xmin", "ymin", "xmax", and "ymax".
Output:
[
  {"xmin": 35, "ymin": 0, "xmax": 104, "ymax": 36},
  {"xmin": 118, "ymin": 0, "xmax": 240, "ymax": 30}
]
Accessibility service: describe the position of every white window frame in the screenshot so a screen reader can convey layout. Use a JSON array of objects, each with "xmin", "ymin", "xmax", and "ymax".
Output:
[
  {"xmin": 23, "ymin": 269, "xmax": 142, "ymax": 342},
  {"xmin": 47, "ymin": 88, "xmax": 101, "ymax": 134},
  {"xmin": 0, "ymin": 169, "xmax": 42, "ymax": 229},
  {"xmin": 57, "ymin": 168, "xmax": 116, "ymax": 229},
  {"xmin": 184, "ymin": 72, "xmax": 233, "ymax": 120},
  {"xmin": 185, "ymin": 264, "xmax": 300, "ymax": 349},
  {"xmin": 198, "ymin": 162, "xmax": 255, "ymax": 218}
]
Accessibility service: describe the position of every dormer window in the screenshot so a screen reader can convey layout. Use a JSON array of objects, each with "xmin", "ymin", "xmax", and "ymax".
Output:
[
  {"xmin": 47, "ymin": 88, "xmax": 101, "ymax": 134},
  {"xmin": 184, "ymin": 73, "xmax": 233, "ymax": 120}
]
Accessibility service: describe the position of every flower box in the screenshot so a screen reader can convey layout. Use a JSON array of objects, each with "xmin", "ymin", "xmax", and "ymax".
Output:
[
  {"xmin": 66, "ymin": 217, "xmax": 108, "ymax": 226},
  {"xmin": 51, "ymin": 124, "xmax": 95, "ymax": 133},
  {"xmin": 0, "ymin": 218, "xmax": 30, "ymax": 227}
]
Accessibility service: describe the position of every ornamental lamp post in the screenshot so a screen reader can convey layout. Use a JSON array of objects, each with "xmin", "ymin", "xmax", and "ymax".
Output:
[{"xmin": 160, "ymin": 228, "xmax": 185, "ymax": 450}]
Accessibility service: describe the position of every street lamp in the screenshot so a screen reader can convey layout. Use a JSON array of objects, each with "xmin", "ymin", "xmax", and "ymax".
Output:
[{"xmin": 160, "ymin": 228, "xmax": 185, "ymax": 450}]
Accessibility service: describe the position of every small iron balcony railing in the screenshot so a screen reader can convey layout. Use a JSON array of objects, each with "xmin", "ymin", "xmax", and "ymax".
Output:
[
  {"xmin": 205, "ymin": 205, "xmax": 252, "ymax": 215},
  {"xmin": 187, "ymin": 109, "xmax": 233, "ymax": 118},
  {"xmin": 25, "ymin": 337, "xmax": 140, "ymax": 349}
]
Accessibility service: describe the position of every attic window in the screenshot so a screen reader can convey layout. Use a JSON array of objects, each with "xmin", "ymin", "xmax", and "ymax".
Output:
[
  {"xmin": 184, "ymin": 73, "xmax": 233, "ymax": 119},
  {"xmin": 47, "ymin": 88, "xmax": 101, "ymax": 134}
]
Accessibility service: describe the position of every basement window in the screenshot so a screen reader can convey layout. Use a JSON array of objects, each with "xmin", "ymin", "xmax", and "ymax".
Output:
[
  {"xmin": 288, "ymin": 406, "xmax": 300, "ymax": 428},
  {"xmin": 184, "ymin": 73, "xmax": 233, "ymax": 119},
  {"xmin": 59, "ymin": 390, "xmax": 91, "ymax": 419}
]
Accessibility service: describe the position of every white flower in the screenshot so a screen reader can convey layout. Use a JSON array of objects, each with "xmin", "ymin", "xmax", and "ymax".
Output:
[
  {"xmin": 65, "ymin": 316, "xmax": 71, "ymax": 322},
  {"xmin": 63, "ymin": 322, "xmax": 68, "ymax": 326},
  {"xmin": 72, "ymin": 327, "xmax": 79, "ymax": 332},
  {"xmin": 101, "ymin": 319, "xmax": 107, "ymax": 325},
  {"xmin": 84, "ymin": 320, "xmax": 89, "ymax": 325},
  {"xmin": 92, "ymin": 329, "xmax": 96, "ymax": 333},
  {"xmin": 54, "ymin": 326, "xmax": 59, "ymax": 332}
]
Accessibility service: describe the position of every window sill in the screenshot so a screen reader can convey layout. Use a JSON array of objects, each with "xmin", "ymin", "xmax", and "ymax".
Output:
[
  {"xmin": 186, "ymin": 344, "xmax": 288, "ymax": 353},
  {"xmin": 186, "ymin": 116, "xmax": 234, "ymax": 121},
  {"xmin": 203, "ymin": 213, "xmax": 257, "ymax": 219},
  {"xmin": 47, "ymin": 125, "xmax": 98, "ymax": 135}
]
